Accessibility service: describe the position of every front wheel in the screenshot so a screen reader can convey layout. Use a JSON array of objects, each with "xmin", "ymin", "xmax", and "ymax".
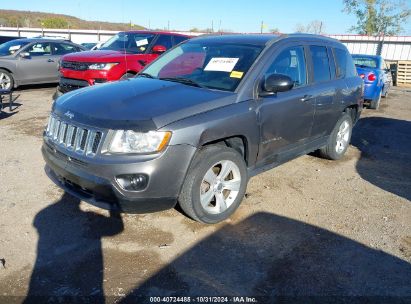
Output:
[
  {"xmin": 179, "ymin": 145, "xmax": 248, "ymax": 224},
  {"xmin": 319, "ymin": 112, "xmax": 353, "ymax": 160}
]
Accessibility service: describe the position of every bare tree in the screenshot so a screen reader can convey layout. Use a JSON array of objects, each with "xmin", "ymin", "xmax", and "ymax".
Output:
[{"xmin": 294, "ymin": 20, "xmax": 325, "ymax": 34}]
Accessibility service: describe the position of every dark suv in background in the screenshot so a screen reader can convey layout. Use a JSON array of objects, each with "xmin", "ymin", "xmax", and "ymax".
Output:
[{"xmin": 43, "ymin": 34, "xmax": 363, "ymax": 223}]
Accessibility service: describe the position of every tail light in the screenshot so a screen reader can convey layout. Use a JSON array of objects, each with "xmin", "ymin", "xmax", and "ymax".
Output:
[{"xmin": 368, "ymin": 73, "xmax": 376, "ymax": 82}]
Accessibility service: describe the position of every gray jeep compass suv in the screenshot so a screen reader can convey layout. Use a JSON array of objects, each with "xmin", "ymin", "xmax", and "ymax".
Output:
[{"xmin": 42, "ymin": 34, "xmax": 363, "ymax": 223}]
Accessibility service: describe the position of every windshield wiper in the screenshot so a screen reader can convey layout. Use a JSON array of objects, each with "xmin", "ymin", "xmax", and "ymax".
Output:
[
  {"xmin": 159, "ymin": 77, "xmax": 207, "ymax": 89},
  {"xmin": 137, "ymin": 72, "xmax": 155, "ymax": 79}
]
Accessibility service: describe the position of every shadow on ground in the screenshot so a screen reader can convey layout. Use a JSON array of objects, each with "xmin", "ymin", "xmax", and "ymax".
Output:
[
  {"xmin": 24, "ymin": 193, "xmax": 124, "ymax": 303},
  {"xmin": 122, "ymin": 212, "xmax": 411, "ymax": 302},
  {"xmin": 351, "ymin": 117, "xmax": 411, "ymax": 201}
]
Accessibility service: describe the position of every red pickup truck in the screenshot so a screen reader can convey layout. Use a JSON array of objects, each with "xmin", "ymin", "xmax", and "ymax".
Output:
[{"xmin": 55, "ymin": 31, "xmax": 191, "ymax": 97}]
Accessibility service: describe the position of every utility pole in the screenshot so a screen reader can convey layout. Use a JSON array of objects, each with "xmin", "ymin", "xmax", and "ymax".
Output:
[
  {"xmin": 218, "ymin": 20, "xmax": 221, "ymax": 33},
  {"xmin": 211, "ymin": 20, "xmax": 214, "ymax": 33},
  {"xmin": 167, "ymin": 20, "xmax": 170, "ymax": 30},
  {"xmin": 260, "ymin": 21, "xmax": 264, "ymax": 33}
]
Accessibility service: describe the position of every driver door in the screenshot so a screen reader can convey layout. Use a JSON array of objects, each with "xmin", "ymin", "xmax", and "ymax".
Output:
[{"xmin": 256, "ymin": 44, "xmax": 315, "ymax": 165}]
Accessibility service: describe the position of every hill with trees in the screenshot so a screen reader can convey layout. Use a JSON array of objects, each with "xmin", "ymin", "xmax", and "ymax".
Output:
[{"xmin": 0, "ymin": 9, "xmax": 145, "ymax": 31}]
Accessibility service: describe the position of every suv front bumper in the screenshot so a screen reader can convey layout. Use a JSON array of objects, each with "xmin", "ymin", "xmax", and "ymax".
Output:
[{"xmin": 42, "ymin": 141, "xmax": 197, "ymax": 213}]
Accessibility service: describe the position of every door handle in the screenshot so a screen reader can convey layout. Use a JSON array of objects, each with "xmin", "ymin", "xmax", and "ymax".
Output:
[
  {"xmin": 300, "ymin": 95, "xmax": 313, "ymax": 102},
  {"xmin": 47, "ymin": 59, "xmax": 55, "ymax": 63}
]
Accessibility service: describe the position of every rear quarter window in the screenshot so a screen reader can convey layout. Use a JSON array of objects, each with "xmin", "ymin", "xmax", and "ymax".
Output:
[{"xmin": 334, "ymin": 48, "xmax": 356, "ymax": 78}]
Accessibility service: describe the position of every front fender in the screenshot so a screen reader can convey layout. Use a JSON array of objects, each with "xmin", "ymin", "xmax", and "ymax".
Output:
[{"xmin": 161, "ymin": 100, "xmax": 260, "ymax": 167}]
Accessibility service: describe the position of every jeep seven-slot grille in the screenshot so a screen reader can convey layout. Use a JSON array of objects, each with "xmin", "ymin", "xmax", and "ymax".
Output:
[{"xmin": 46, "ymin": 115, "xmax": 103, "ymax": 157}]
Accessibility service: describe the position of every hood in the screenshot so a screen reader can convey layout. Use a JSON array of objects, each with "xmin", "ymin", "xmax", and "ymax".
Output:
[
  {"xmin": 62, "ymin": 50, "xmax": 140, "ymax": 62},
  {"xmin": 53, "ymin": 78, "xmax": 235, "ymax": 130}
]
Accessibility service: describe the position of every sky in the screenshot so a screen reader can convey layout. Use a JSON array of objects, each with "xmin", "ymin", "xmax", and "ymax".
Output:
[{"xmin": 1, "ymin": 0, "xmax": 411, "ymax": 34}]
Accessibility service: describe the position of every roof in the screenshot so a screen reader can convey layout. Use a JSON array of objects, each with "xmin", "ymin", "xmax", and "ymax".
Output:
[
  {"xmin": 189, "ymin": 33, "xmax": 343, "ymax": 46},
  {"xmin": 352, "ymin": 54, "xmax": 382, "ymax": 59},
  {"xmin": 190, "ymin": 34, "xmax": 279, "ymax": 46},
  {"xmin": 11, "ymin": 37, "xmax": 71, "ymax": 43},
  {"xmin": 118, "ymin": 30, "xmax": 192, "ymax": 37}
]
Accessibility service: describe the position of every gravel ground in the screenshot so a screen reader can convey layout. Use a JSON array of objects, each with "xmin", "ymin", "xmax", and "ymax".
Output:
[{"xmin": 0, "ymin": 84, "xmax": 410, "ymax": 302}]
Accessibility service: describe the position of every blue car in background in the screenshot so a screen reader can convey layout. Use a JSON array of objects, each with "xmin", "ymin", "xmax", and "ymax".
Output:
[{"xmin": 352, "ymin": 54, "xmax": 392, "ymax": 110}]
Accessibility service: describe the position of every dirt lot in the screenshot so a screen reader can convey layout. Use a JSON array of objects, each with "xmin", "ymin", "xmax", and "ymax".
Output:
[{"xmin": 0, "ymin": 84, "xmax": 410, "ymax": 302}]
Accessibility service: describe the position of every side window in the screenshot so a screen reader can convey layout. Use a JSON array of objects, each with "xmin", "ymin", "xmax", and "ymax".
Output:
[
  {"xmin": 310, "ymin": 45, "xmax": 331, "ymax": 82},
  {"xmin": 52, "ymin": 43, "xmax": 79, "ymax": 55},
  {"xmin": 345, "ymin": 51, "xmax": 357, "ymax": 77},
  {"xmin": 333, "ymin": 48, "xmax": 347, "ymax": 79},
  {"xmin": 266, "ymin": 46, "xmax": 307, "ymax": 88},
  {"xmin": 173, "ymin": 35, "xmax": 189, "ymax": 45},
  {"xmin": 26, "ymin": 43, "xmax": 51, "ymax": 56},
  {"xmin": 153, "ymin": 35, "xmax": 173, "ymax": 51},
  {"xmin": 333, "ymin": 48, "xmax": 356, "ymax": 78}
]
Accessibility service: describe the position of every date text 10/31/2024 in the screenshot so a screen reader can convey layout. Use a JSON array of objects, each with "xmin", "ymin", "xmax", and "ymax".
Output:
[{"xmin": 149, "ymin": 296, "xmax": 258, "ymax": 303}]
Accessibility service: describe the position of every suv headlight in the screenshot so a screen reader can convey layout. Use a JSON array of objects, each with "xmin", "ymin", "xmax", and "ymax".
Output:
[
  {"xmin": 88, "ymin": 63, "xmax": 118, "ymax": 70},
  {"xmin": 108, "ymin": 130, "xmax": 171, "ymax": 154}
]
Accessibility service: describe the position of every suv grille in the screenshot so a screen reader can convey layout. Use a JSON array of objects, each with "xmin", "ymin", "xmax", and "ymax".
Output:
[
  {"xmin": 46, "ymin": 115, "xmax": 103, "ymax": 157},
  {"xmin": 61, "ymin": 61, "xmax": 89, "ymax": 71}
]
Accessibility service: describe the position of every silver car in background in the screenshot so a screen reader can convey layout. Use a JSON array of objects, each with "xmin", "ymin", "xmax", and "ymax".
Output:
[{"xmin": 0, "ymin": 38, "xmax": 85, "ymax": 89}]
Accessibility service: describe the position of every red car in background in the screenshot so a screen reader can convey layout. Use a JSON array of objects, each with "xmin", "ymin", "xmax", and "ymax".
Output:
[{"xmin": 55, "ymin": 31, "xmax": 192, "ymax": 97}]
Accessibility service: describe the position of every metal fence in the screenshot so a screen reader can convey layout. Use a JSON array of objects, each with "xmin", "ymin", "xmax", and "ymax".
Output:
[{"xmin": 1, "ymin": 27, "xmax": 411, "ymax": 61}]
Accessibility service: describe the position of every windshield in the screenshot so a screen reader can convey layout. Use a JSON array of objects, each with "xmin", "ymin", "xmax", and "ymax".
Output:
[
  {"xmin": 141, "ymin": 41, "xmax": 264, "ymax": 91},
  {"xmin": 99, "ymin": 33, "xmax": 155, "ymax": 54},
  {"xmin": 0, "ymin": 40, "xmax": 29, "ymax": 56},
  {"xmin": 353, "ymin": 57, "xmax": 378, "ymax": 69}
]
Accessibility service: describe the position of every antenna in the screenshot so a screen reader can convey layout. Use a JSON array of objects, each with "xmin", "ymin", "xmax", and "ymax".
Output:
[{"xmin": 121, "ymin": 0, "xmax": 129, "ymax": 80}]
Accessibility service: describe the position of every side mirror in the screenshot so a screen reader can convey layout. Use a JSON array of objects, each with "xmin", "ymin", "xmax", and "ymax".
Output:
[
  {"xmin": 152, "ymin": 45, "xmax": 167, "ymax": 54},
  {"xmin": 261, "ymin": 74, "xmax": 294, "ymax": 95},
  {"xmin": 20, "ymin": 52, "xmax": 31, "ymax": 59}
]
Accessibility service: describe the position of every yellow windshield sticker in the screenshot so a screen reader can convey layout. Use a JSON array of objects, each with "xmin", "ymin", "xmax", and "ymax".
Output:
[{"xmin": 230, "ymin": 71, "xmax": 244, "ymax": 79}]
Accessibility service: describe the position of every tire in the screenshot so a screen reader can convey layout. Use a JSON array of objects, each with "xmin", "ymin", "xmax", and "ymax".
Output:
[
  {"xmin": 319, "ymin": 112, "xmax": 353, "ymax": 160},
  {"xmin": 178, "ymin": 145, "xmax": 248, "ymax": 224},
  {"xmin": 0, "ymin": 69, "xmax": 14, "ymax": 90},
  {"xmin": 382, "ymin": 86, "xmax": 388, "ymax": 98},
  {"xmin": 120, "ymin": 73, "xmax": 135, "ymax": 80},
  {"xmin": 369, "ymin": 89, "xmax": 382, "ymax": 109}
]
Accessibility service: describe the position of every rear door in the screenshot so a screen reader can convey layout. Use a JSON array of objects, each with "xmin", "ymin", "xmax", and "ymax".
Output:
[
  {"xmin": 17, "ymin": 42, "xmax": 57, "ymax": 84},
  {"xmin": 307, "ymin": 45, "xmax": 340, "ymax": 138},
  {"xmin": 256, "ymin": 44, "xmax": 315, "ymax": 165}
]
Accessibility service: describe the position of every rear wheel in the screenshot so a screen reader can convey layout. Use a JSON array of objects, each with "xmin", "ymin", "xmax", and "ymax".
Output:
[
  {"xmin": 0, "ymin": 69, "xmax": 14, "ymax": 90},
  {"xmin": 179, "ymin": 145, "xmax": 248, "ymax": 224},
  {"xmin": 319, "ymin": 112, "xmax": 353, "ymax": 160}
]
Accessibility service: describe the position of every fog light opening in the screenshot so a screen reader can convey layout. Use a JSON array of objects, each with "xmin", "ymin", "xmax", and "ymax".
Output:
[{"xmin": 116, "ymin": 174, "xmax": 148, "ymax": 191}]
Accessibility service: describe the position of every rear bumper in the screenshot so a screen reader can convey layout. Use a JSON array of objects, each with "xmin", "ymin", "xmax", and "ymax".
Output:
[
  {"xmin": 42, "ymin": 140, "xmax": 197, "ymax": 213},
  {"xmin": 363, "ymin": 83, "xmax": 382, "ymax": 101}
]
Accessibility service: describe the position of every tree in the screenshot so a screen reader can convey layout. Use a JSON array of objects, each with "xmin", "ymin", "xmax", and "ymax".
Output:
[
  {"xmin": 343, "ymin": 0, "xmax": 411, "ymax": 36},
  {"xmin": 41, "ymin": 17, "xmax": 68, "ymax": 29},
  {"xmin": 270, "ymin": 27, "xmax": 280, "ymax": 34},
  {"xmin": 294, "ymin": 20, "xmax": 325, "ymax": 34}
]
